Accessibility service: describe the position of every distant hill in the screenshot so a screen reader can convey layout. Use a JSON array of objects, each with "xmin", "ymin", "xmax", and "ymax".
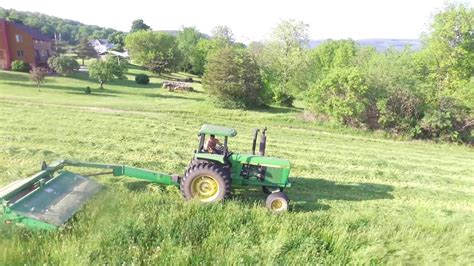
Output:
[
  {"xmin": 0, "ymin": 7, "xmax": 120, "ymax": 44},
  {"xmin": 309, "ymin": 39, "xmax": 423, "ymax": 51}
]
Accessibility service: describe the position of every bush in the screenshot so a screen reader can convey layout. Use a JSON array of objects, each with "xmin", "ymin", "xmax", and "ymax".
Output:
[
  {"xmin": 85, "ymin": 86, "xmax": 91, "ymax": 94},
  {"xmin": 308, "ymin": 67, "xmax": 369, "ymax": 125},
  {"xmin": 48, "ymin": 56, "xmax": 80, "ymax": 76},
  {"xmin": 29, "ymin": 67, "xmax": 47, "ymax": 90},
  {"xmin": 273, "ymin": 88, "xmax": 294, "ymax": 107},
  {"xmin": 11, "ymin": 60, "xmax": 31, "ymax": 72},
  {"xmin": 135, "ymin": 74, "xmax": 150, "ymax": 85},
  {"xmin": 418, "ymin": 97, "xmax": 473, "ymax": 143},
  {"xmin": 377, "ymin": 88, "xmax": 424, "ymax": 133},
  {"xmin": 203, "ymin": 47, "xmax": 265, "ymax": 109}
]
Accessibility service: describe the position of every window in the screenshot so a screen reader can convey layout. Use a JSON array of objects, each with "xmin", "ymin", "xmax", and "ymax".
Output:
[
  {"xmin": 35, "ymin": 49, "xmax": 40, "ymax": 57},
  {"xmin": 15, "ymin": 35, "xmax": 23, "ymax": 42},
  {"xmin": 17, "ymin": 50, "xmax": 24, "ymax": 57}
]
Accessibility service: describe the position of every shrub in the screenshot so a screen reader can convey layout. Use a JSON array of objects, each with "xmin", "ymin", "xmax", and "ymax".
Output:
[
  {"xmin": 273, "ymin": 87, "xmax": 294, "ymax": 107},
  {"xmin": 29, "ymin": 67, "xmax": 47, "ymax": 90},
  {"xmin": 418, "ymin": 97, "xmax": 473, "ymax": 143},
  {"xmin": 376, "ymin": 88, "xmax": 424, "ymax": 133},
  {"xmin": 203, "ymin": 47, "xmax": 265, "ymax": 109},
  {"xmin": 85, "ymin": 86, "xmax": 91, "ymax": 94},
  {"xmin": 135, "ymin": 74, "xmax": 150, "ymax": 85},
  {"xmin": 48, "ymin": 56, "xmax": 80, "ymax": 76},
  {"xmin": 308, "ymin": 67, "xmax": 369, "ymax": 125},
  {"xmin": 11, "ymin": 60, "xmax": 31, "ymax": 72}
]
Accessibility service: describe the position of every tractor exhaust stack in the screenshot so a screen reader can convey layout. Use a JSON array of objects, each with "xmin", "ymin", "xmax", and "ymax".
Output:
[
  {"xmin": 259, "ymin": 127, "xmax": 267, "ymax": 156},
  {"xmin": 252, "ymin": 128, "xmax": 260, "ymax": 155}
]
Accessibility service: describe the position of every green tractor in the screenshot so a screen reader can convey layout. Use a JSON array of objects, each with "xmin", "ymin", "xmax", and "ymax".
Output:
[
  {"xmin": 0, "ymin": 124, "xmax": 291, "ymax": 230},
  {"xmin": 181, "ymin": 124, "xmax": 291, "ymax": 211}
]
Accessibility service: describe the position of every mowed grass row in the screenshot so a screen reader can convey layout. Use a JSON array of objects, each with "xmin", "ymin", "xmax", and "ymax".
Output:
[{"xmin": 0, "ymin": 70, "xmax": 473, "ymax": 264}]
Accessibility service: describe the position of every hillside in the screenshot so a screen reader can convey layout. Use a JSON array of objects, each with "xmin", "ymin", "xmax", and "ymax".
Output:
[
  {"xmin": 309, "ymin": 38, "xmax": 422, "ymax": 51},
  {"xmin": 0, "ymin": 6, "xmax": 120, "ymax": 44}
]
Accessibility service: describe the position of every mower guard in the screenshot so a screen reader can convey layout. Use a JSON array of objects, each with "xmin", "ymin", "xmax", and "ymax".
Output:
[{"xmin": 1, "ymin": 160, "xmax": 178, "ymax": 230}]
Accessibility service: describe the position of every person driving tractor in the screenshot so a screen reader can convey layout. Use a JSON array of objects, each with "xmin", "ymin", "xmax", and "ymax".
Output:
[{"xmin": 205, "ymin": 134, "xmax": 222, "ymax": 154}]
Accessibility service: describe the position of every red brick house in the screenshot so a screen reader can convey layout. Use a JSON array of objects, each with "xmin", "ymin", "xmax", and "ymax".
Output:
[{"xmin": 0, "ymin": 19, "xmax": 53, "ymax": 70}]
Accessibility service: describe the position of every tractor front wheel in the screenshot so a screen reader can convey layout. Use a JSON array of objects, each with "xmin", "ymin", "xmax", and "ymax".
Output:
[
  {"xmin": 181, "ymin": 163, "xmax": 231, "ymax": 203},
  {"xmin": 265, "ymin": 192, "xmax": 289, "ymax": 213}
]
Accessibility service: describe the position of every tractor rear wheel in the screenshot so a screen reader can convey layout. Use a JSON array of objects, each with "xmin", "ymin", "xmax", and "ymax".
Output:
[
  {"xmin": 181, "ymin": 162, "xmax": 231, "ymax": 203},
  {"xmin": 265, "ymin": 192, "xmax": 289, "ymax": 213}
]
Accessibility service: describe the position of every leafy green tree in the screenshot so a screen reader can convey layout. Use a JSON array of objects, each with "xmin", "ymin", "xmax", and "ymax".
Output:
[
  {"xmin": 88, "ymin": 56, "xmax": 128, "ymax": 89},
  {"xmin": 177, "ymin": 27, "xmax": 203, "ymax": 72},
  {"xmin": 76, "ymin": 38, "xmax": 97, "ymax": 65},
  {"xmin": 125, "ymin": 31, "xmax": 180, "ymax": 74},
  {"xmin": 308, "ymin": 39, "xmax": 358, "ymax": 80},
  {"xmin": 421, "ymin": 3, "xmax": 474, "ymax": 110},
  {"xmin": 256, "ymin": 19, "xmax": 310, "ymax": 106},
  {"xmin": 47, "ymin": 56, "xmax": 80, "ymax": 76},
  {"xmin": 108, "ymin": 32, "xmax": 125, "ymax": 52},
  {"xmin": 203, "ymin": 47, "xmax": 265, "ymax": 108},
  {"xmin": 211, "ymin": 25, "xmax": 234, "ymax": 45},
  {"xmin": 130, "ymin": 19, "xmax": 151, "ymax": 32}
]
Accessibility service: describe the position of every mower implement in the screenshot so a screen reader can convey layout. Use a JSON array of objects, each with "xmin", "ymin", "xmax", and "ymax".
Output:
[
  {"xmin": 1, "ymin": 124, "xmax": 292, "ymax": 231},
  {"xmin": 0, "ymin": 160, "xmax": 178, "ymax": 230}
]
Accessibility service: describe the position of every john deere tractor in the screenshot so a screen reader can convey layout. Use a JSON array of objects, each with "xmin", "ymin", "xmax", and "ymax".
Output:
[
  {"xmin": 181, "ymin": 124, "xmax": 291, "ymax": 211},
  {"xmin": 1, "ymin": 124, "xmax": 291, "ymax": 231}
]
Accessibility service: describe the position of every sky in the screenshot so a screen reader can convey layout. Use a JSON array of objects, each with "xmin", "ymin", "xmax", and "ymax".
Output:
[{"xmin": 1, "ymin": 0, "xmax": 471, "ymax": 42}]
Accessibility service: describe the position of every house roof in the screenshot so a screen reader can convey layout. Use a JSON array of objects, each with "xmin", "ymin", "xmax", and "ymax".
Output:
[{"xmin": 3, "ymin": 19, "xmax": 51, "ymax": 41}]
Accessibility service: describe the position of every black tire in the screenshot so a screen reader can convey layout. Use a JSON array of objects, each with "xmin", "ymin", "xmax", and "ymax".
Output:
[
  {"xmin": 181, "ymin": 162, "xmax": 231, "ymax": 203},
  {"xmin": 262, "ymin": 186, "xmax": 283, "ymax": 195},
  {"xmin": 265, "ymin": 192, "xmax": 289, "ymax": 213}
]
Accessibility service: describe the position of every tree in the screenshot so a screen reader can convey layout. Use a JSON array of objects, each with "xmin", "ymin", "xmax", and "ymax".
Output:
[
  {"xmin": 177, "ymin": 27, "xmax": 204, "ymax": 72},
  {"xmin": 29, "ymin": 67, "xmax": 47, "ymax": 91},
  {"xmin": 125, "ymin": 31, "xmax": 181, "ymax": 74},
  {"xmin": 88, "ymin": 56, "xmax": 128, "ymax": 89},
  {"xmin": 211, "ymin": 25, "xmax": 234, "ymax": 45},
  {"xmin": 52, "ymin": 40, "xmax": 67, "ymax": 55},
  {"xmin": 108, "ymin": 31, "xmax": 125, "ymax": 52},
  {"xmin": 76, "ymin": 38, "xmax": 97, "ymax": 65},
  {"xmin": 421, "ymin": 3, "xmax": 474, "ymax": 110},
  {"xmin": 48, "ymin": 56, "xmax": 80, "ymax": 76},
  {"xmin": 130, "ymin": 19, "xmax": 151, "ymax": 32},
  {"xmin": 0, "ymin": 7, "xmax": 119, "ymax": 44},
  {"xmin": 256, "ymin": 19, "xmax": 310, "ymax": 106},
  {"xmin": 203, "ymin": 47, "xmax": 265, "ymax": 108},
  {"xmin": 308, "ymin": 39, "xmax": 358, "ymax": 78}
]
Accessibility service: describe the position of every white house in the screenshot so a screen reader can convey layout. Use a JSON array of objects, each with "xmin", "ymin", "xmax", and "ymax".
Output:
[{"xmin": 89, "ymin": 39, "xmax": 114, "ymax": 55}]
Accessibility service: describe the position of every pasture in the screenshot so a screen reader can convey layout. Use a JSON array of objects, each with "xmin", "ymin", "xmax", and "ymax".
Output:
[{"xmin": 0, "ymin": 69, "xmax": 472, "ymax": 264}]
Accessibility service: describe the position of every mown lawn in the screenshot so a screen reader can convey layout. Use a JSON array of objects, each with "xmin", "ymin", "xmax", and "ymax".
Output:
[{"xmin": 0, "ymin": 69, "xmax": 472, "ymax": 264}]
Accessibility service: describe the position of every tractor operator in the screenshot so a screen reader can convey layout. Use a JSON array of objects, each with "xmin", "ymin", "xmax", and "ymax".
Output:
[{"xmin": 205, "ymin": 134, "xmax": 222, "ymax": 154}]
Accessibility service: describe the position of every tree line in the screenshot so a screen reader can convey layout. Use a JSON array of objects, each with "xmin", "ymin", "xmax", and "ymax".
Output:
[
  {"xmin": 125, "ymin": 3, "xmax": 473, "ymax": 143},
  {"xmin": 0, "ymin": 7, "xmax": 121, "ymax": 44}
]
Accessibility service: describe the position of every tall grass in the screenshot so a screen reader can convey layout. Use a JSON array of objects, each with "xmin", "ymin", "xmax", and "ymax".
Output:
[{"xmin": 0, "ymin": 70, "xmax": 472, "ymax": 264}]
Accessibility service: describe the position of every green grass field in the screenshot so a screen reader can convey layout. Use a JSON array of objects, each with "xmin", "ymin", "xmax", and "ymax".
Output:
[{"xmin": 0, "ymin": 69, "xmax": 473, "ymax": 264}]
